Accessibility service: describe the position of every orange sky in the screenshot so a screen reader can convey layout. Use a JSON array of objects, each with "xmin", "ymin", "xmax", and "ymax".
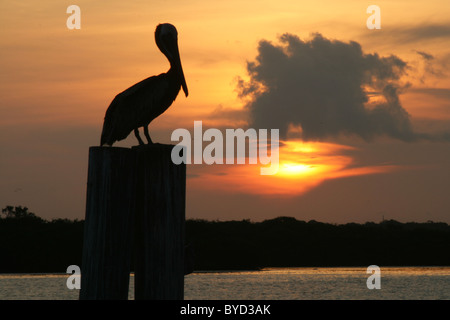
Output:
[{"xmin": 1, "ymin": 1, "xmax": 450, "ymax": 223}]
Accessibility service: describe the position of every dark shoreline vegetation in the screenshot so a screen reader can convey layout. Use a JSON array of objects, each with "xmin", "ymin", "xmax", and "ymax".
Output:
[{"xmin": 1, "ymin": 206, "xmax": 449, "ymax": 273}]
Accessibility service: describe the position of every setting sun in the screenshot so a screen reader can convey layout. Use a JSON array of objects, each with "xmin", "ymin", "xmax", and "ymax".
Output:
[{"xmin": 278, "ymin": 163, "xmax": 314, "ymax": 177}]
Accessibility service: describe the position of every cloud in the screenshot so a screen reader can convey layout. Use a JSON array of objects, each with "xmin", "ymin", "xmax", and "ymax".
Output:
[
  {"xmin": 236, "ymin": 32, "xmax": 450, "ymax": 143},
  {"xmin": 411, "ymin": 87, "xmax": 450, "ymax": 100},
  {"xmin": 414, "ymin": 50, "xmax": 447, "ymax": 81},
  {"xmin": 416, "ymin": 51, "xmax": 434, "ymax": 61},
  {"xmin": 236, "ymin": 32, "xmax": 429, "ymax": 142},
  {"xmin": 398, "ymin": 23, "xmax": 450, "ymax": 42},
  {"xmin": 362, "ymin": 23, "xmax": 450, "ymax": 45}
]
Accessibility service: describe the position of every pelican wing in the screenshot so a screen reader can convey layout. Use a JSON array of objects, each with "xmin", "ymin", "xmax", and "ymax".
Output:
[{"xmin": 100, "ymin": 74, "xmax": 169, "ymax": 146}]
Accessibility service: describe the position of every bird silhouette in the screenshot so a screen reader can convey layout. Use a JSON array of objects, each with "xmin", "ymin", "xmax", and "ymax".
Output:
[{"xmin": 100, "ymin": 23, "xmax": 188, "ymax": 146}]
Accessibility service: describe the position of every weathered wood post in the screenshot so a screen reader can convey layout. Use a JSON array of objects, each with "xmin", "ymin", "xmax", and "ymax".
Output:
[
  {"xmin": 133, "ymin": 144, "xmax": 186, "ymax": 300},
  {"xmin": 80, "ymin": 147, "xmax": 135, "ymax": 300},
  {"xmin": 80, "ymin": 144, "xmax": 186, "ymax": 300}
]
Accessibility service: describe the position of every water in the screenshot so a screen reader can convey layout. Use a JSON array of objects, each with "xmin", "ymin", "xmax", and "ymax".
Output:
[{"xmin": 0, "ymin": 267, "xmax": 449, "ymax": 300}]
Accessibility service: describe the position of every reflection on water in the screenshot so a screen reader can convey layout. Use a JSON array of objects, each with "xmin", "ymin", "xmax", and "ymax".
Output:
[{"xmin": 0, "ymin": 267, "xmax": 449, "ymax": 300}]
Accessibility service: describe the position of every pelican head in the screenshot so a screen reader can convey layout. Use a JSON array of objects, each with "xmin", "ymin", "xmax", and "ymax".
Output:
[{"xmin": 155, "ymin": 23, "xmax": 188, "ymax": 97}]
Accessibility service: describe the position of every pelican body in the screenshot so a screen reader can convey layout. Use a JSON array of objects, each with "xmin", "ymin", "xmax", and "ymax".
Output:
[{"xmin": 100, "ymin": 23, "xmax": 188, "ymax": 146}]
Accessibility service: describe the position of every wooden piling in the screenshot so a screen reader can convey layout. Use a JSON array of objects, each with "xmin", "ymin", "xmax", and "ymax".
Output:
[
  {"xmin": 133, "ymin": 144, "xmax": 186, "ymax": 300},
  {"xmin": 80, "ymin": 147, "xmax": 135, "ymax": 300},
  {"xmin": 80, "ymin": 144, "xmax": 186, "ymax": 300}
]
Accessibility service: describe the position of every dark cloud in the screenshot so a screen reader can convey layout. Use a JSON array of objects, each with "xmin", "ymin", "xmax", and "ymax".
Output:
[{"xmin": 237, "ymin": 32, "xmax": 447, "ymax": 142}]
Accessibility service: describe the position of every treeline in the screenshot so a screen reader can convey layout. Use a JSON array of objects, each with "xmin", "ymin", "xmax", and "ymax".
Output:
[
  {"xmin": 186, "ymin": 217, "xmax": 450, "ymax": 270},
  {"xmin": 0, "ymin": 206, "xmax": 84, "ymax": 273},
  {"xmin": 1, "ymin": 206, "xmax": 449, "ymax": 273}
]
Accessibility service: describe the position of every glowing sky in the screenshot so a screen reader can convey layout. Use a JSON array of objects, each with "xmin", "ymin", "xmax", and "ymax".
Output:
[{"xmin": 1, "ymin": 0, "xmax": 450, "ymax": 223}]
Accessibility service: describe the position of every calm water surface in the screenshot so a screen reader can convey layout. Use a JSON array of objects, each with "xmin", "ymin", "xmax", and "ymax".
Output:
[{"xmin": 0, "ymin": 267, "xmax": 449, "ymax": 300}]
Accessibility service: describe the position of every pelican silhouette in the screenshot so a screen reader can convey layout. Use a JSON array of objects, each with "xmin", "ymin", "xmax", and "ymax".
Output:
[{"xmin": 100, "ymin": 23, "xmax": 188, "ymax": 146}]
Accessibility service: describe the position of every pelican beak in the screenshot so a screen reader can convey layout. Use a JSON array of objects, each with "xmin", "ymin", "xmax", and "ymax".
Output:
[
  {"xmin": 159, "ymin": 24, "xmax": 189, "ymax": 98},
  {"xmin": 179, "ymin": 62, "xmax": 188, "ymax": 97},
  {"xmin": 175, "ymin": 46, "xmax": 188, "ymax": 97}
]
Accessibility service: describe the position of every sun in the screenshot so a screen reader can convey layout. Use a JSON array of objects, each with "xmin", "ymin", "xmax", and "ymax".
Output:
[
  {"xmin": 278, "ymin": 162, "xmax": 316, "ymax": 178},
  {"xmin": 273, "ymin": 140, "xmax": 327, "ymax": 179}
]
